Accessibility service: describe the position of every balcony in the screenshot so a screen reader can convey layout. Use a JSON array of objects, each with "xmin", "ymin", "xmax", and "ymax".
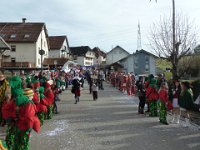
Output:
[{"xmin": 2, "ymin": 62, "xmax": 36, "ymax": 68}]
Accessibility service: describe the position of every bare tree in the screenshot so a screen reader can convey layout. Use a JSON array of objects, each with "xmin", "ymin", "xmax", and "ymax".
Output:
[{"xmin": 149, "ymin": 14, "xmax": 197, "ymax": 79}]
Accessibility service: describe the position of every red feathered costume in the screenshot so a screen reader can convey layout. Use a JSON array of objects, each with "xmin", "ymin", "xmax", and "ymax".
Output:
[
  {"xmin": 32, "ymin": 93, "xmax": 47, "ymax": 113},
  {"xmin": 2, "ymin": 99, "xmax": 40, "ymax": 133}
]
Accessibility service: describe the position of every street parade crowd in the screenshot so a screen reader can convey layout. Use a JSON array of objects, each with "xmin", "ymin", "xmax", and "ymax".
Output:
[
  {"xmin": 0, "ymin": 67, "xmax": 200, "ymax": 150},
  {"xmin": 108, "ymin": 71, "xmax": 200, "ymax": 125},
  {"xmin": 0, "ymin": 69, "xmax": 77, "ymax": 150},
  {"xmin": 0, "ymin": 67, "xmax": 105, "ymax": 150}
]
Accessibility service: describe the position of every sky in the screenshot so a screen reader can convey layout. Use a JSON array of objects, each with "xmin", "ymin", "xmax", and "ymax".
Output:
[{"xmin": 0, "ymin": 0, "xmax": 200, "ymax": 54}]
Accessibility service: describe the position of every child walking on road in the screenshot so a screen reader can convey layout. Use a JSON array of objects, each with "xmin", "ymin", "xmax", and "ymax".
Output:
[{"xmin": 92, "ymin": 81, "xmax": 98, "ymax": 101}]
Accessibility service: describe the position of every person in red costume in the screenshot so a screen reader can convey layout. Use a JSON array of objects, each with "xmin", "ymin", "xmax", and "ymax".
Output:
[
  {"xmin": 131, "ymin": 74, "xmax": 136, "ymax": 95},
  {"xmin": 126, "ymin": 74, "xmax": 132, "ymax": 96},
  {"xmin": 2, "ymin": 87, "xmax": 40, "ymax": 150},
  {"xmin": 158, "ymin": 82, "xmax": 169, "ymax": 125},
  {"xmin": 43, "ymin": 82, "xmax": 54, "ymax": 119},
  {"xmin": 32, "ymin": 81, "xmax": 47, "ymax": 126},
  {"xmin": 145, "ymin": 74, "xmax": 159, "ymax": 117}
]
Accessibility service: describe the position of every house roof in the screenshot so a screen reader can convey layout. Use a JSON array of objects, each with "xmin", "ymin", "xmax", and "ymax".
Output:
[
  {"xmin": 0, "ymin": 36, "xmax": 11, "ymax": 50},
  {"xmin": 93, "ymin": 47, "xmax": 106, "ymax": 58},
  {"xmin": 117, "ymin": 49, "xmax": 158, "ymax": 63},
  {"xmin": 0, "ymin": 22, "xmax": 48, "ymax": 43},
  {"xmin": 70, "ymin": 46, "xmax": 92, "ymax": 56},
  {"xmin": 107, "ymin": 45, "xmax": 130, "ymax": 55},
  {"xmin": 118, "ymin": 54, "xmax": 133, "ymax": 62},
  {"xmin": 43, "ymin": 58, "xmax": 69, "ymax": 66},
  {"xmin": 49, "ymin": 36, "xmax": 67, "ymax": 50},
  {"xmin": 134, "ymin": 49, "xmax": 158, "ymax": 58}
]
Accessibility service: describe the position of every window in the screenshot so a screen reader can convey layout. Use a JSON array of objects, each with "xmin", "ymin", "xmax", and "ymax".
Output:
[
  {"xmin": 11, "ymin": 57, "xmax": 16, "ymax": 63},
  {"xmin": 24, "ymin": 34, "xmax": 30, "ymax": 38},
  {"xmin": 38, "ymin": 58, "xmax": 41, "ymax": 65},
  {"xmin": 134, "ymin": 57, "xmax": 138, "ymax": 64},
  {"xmin": 145, "ymin": 56, "xmax": 149, "ymax": 62},
  {"xmin": 145, "ymin": 64, "xmax": 149, "ymax": 69},
  {"xmin": 11, "ymin": 45, "xmax": 16, "ymax": 52},
  {"xmin": 10, "ymin": 34, "xmax": 16, "ymax": 38},
  {"xmin": 145, "ymin": 64, "xmax": 149, "ymax": 72}
]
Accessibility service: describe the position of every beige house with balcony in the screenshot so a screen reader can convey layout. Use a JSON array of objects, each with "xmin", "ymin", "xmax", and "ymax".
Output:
[
  {"xmin": 48, "ymin": 35, "xmax": 70, "ymax": 58},
  {"xmin": 0, "ymin": 19, "xmax": 49, "ymax": 68},
  {"xmin": 43, "ymin": 35, "xmax": 71, "ymax": 69},
  {"xmin": 93, "ymin": 47, "xmax": 106, "ymax": 66},
  {"xmin": 70, "ymin": 46, "xmax": 95, "ymax": 66}
]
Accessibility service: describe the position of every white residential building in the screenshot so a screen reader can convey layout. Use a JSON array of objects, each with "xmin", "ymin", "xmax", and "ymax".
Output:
[
  {"xmin": 93, "ymin": 47, "xmax": 106, "ymax": 66},
  {"xmin": 0, "ymin": 19, "xmax": 49, "ymax": 68},
  {"xmin": 48, "ymin": 36, "xmax": 70, "ymax": 59},
  {"xmin": 70, "ymin": 46, "xmax": 95, "ymax": 66}
]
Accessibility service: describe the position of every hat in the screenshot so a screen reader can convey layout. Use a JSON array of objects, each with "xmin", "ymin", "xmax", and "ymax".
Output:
[
  {"xmin": 23, "ymin": 88, "xmax": 34, "ymax": 97},
  {"xmin": 13, "ymin": 89, "xmax": 31, "ymax": 106}
]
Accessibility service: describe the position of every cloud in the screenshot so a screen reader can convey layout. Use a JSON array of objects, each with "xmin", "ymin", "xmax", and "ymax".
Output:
[{"xmin": 0, "ymin": 0, "xmax": 200, "ymax": 53}]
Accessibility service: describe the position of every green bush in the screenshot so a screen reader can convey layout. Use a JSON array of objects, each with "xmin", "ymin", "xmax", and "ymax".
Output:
[{"xmin": 191, "ymin": 79, "xmax": 200, "ymax": 101}]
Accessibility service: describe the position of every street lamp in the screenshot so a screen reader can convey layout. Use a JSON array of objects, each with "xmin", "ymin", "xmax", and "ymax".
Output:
[{"xmin": 39, "ymin": 49, "xmax": 45, "ymax": 72}]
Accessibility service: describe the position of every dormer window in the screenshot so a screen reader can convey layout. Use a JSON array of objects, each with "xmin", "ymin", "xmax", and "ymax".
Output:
[
  {"xmin": 10, "ymin": 34, "xmax": 16, "ymax": 38},
  {"xmin": 24, "ymin": 34, "xmax": 30, "ymax": 38}
]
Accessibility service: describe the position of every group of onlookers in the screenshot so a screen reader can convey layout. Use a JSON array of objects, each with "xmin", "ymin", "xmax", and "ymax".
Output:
[{"xmin": 109, "ymin": 71, "xmax": 200, "ymax": 126}]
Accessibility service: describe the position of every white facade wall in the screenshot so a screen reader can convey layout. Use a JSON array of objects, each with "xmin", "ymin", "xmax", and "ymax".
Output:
[
  {"xmin": 76, "ymin": 51, "xmax": 95, "ymax": 66},
  {"xmin": 106, "ymin": 47, "xmax": 129, "ymax": 64},
  {"xmin": 36, "ymin": 28, "xmax": 49, "ymax": 67},
  {"xmin": 4, "ymin": 43, "xmax": 36, "ymax": 63},
  {"xmin": 94, "ymin": 56, "xmax": 106, "ymax": 65},
  {"xmin": 61, "ymin": 40, "xmax": 70, "ymax": 58},
  {"xmin": 76, "ymin": 57, "xmax": 84, "ymax": 66},
  {"xmin": 49, "ymin": 49, "xmax": 60, "ymax": 58},
  {"xmin": 2, "ymin": 27, "xmax": 48, "ymax": 68}
]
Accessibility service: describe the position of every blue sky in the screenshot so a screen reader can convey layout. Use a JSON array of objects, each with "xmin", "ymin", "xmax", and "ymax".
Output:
[{"xmin": 0, "ymin": 0, "xmax": 200, "ymax": 53}]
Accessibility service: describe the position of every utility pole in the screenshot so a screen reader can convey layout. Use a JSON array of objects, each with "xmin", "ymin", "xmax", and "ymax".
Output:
[
  {"xmin": 150, "ymin": 0, "xmax": 176, "ymax": 77},
  {"xmin": 172, "ymin": 0, "xmax": 176, "ymax": 77}
]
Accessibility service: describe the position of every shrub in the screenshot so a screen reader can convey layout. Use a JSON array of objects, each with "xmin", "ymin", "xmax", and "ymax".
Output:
[{"xmin": 191, "ymin": 79, "xmax": 200, "ymax": 101}]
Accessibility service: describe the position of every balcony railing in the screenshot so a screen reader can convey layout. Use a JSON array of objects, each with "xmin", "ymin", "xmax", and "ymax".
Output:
[{"xmin": 2, "ymin": 62, "xmax": 36, "ymax": 68}]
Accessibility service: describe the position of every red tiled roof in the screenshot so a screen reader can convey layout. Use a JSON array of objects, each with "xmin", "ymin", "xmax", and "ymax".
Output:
[
  {"xmin": 49, "ymin": 36, "xmax": 66, "ymax": 50},
  {"xmin": 0, "ymin": 22, "xmax": 46, "ymax": 43}
]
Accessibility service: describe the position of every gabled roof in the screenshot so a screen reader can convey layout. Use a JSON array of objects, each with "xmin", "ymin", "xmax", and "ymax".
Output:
[
  {"xmin": 134, "ymin": 49, "xmax": 158, "ymax": 58},
  {"xmin": 0, "ymin": 36, "xmax": 11, "ymax": 50},
  {"xmin": 93, "ymin": 47, "xmax": 106, "ymax": 58},
  {"xmin": 0, "ymin": 22, "xmax": 47, "ymax": 43},
  {"xmin": 107, "ymin": 45, "xmax": 130, "ymax": 55},
  {"xmin": 118, "ymin": 54, "xmax": 133, "ymax": 62},
  {"xmin": 49, "ymin": 36, "xmax": 68, "ymax": 50},
  {"xmin": 70, "ymin": 46, "xmax": 92, "ymax": 56}
]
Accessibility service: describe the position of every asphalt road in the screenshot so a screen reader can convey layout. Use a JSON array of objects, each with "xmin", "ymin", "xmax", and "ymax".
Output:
[{"xmin": 27, "ymin": 82, "xmax": 200, "ymax": 150}]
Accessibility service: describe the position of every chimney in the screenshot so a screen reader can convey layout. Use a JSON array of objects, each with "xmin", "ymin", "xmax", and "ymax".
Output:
[{"xmin": 22, "ymin": 18, "xmax": 26, "ymax": 24}]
